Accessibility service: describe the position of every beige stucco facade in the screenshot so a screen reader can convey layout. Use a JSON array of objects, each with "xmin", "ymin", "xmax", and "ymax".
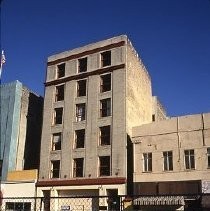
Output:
[
  {"xmin": 37, "ymin": 35, "xmax": 155, "ymax": 197},
  {"xmin": 132, "ymin": 112, "xmax": 210, "ymax": 194}
]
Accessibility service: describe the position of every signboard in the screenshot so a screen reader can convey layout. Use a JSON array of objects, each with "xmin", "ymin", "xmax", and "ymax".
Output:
[{"xmin": 61, "ymin": 205, "xmax": 71, "ymax": 210}]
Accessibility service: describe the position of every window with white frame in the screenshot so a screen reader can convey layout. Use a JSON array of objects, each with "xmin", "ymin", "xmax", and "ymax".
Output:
[
  {"xmin": 163, "ymin": 151, "xmax": 173, "ymax": 171},
  {"xmin": 99, "ymin": 156, "xmax": 110, "ymax": 176},
  {"xmin": 73, "ymin": 158, "xmax": 84, "ymax": 177},
  {"xmin": 56, "ymin": 63, "xmax": 65, "ymax": 78},
  {"xmin": 55, "ymin": 85, "xmax": 64, "ymax": 101},
  {"xmin": 75, "ymin": 129, "xmax": 85, "ymax": 148},
  {"xmin": 52, "ymin": 133, "xmax": 62, "ymax": 151},
  {"xmin": 78, "ymin": 57, "xmax": 87, "ymax": 73},
  {"xmin": 50, "ymin": 160, "xmax": 60, "ymax": 178},
  {"xmin": 143, "ymin": 153, "xmax": 152, "ymax": 172},
  {"xmin": 76, "ymin": 103, "xmax": 86, "ymax": 121},
  {"xmin": 54, "ymin": 107, "xmax": 63, "ymax": 125},
  {"xmin": 100, "ymin": 73, "xmax": 111, "ymax": 92},
  {"xmin": 184, "ymin": 149, "xmax": 195, "ymax": 170},
  {"xmin": 99, "ymin": 125, "xmax": 111, "ymax": 145},
  {"xmin": 101, "ymin": 51, "xmax": 111, "ymax": 67},
  {"xmin": 77, "ymin": 79, "xmax": 87, "ymax": 97},
  {"xmin": 100, "ymin": 98, "xmax": 111, "ymax": 117}
]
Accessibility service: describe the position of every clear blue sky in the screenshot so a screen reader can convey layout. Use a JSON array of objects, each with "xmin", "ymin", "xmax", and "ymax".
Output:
[{"xmin": 1, "ymin": 0, "xmax": 210, "ymax": 117}]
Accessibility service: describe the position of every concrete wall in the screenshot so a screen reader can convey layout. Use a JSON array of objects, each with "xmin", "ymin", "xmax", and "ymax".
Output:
[
  {"xmin": 39, "ymin": 36, "xmax": 128, "ymax": 181},
  {"xmin": 126, "ymin": 41, "xmax": 153, "ymax": 134},
  {"xmin": 132, "ymin": 113, "xmax": 210, "ymax": 183},
  {"xmin": 152, "ymin": 96, "xmax": 167, "ymax": 121}
]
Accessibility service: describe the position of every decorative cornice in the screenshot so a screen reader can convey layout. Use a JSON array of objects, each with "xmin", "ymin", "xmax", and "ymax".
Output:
[
  {"xmin": 45, "ymin": 64, "xmax": 125, "ymax": 87},
  {"xmin": 36, "ymin": 177, "xmax": 126, "ymax": 187},
  {"xmin": 47, "ymin": 41, "xmax": 126, "ymax": 66}
]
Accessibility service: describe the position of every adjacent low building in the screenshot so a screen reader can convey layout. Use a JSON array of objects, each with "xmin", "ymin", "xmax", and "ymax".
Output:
[{"xmin": 132, "ymin": 113, "xmax": 210, "ymax": 210}]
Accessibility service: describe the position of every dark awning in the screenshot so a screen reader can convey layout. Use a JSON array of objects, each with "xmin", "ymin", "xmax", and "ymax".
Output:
[{"xmin": 133, "ymin": 196, "xmax": 185, "ymax": 206}]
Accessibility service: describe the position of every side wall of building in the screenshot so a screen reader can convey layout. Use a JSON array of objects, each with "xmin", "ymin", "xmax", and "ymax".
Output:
[
  {"xmin": 126, "ymin": 42, "xmax": 152, "ymax": 135},
  {"xmin": 0, "ymin": 81, "xmax": 22, "ymax": 180}
]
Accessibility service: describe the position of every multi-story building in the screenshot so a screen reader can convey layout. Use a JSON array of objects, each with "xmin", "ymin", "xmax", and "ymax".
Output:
[
  {"xmin": 37, "ymin": 35, "xmax": 164, "ymax": 201},
  {"xmin": 132, "ymin": 113, "xmax": 210, "ymax": 210},
  {"xmin": 0, "ymin": 80, "xmax": 43, "ymax": 181}
]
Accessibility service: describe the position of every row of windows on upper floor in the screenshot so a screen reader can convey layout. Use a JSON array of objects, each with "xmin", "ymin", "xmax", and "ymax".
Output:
[
  {"xmin": 50, "ymin": 155, "xmax": 111, "ymax": 179},
  {"xmin": 55, "ymin": 51, "xmax": 112, "ymax": 79},
  {"xmin": 53, "ymin": 97, "xmax": 111, "ymax": 125},
  {"xmin": 55, "ymin": 73, "xmax": 111, "ymax": 102},
  {"xmin": 142, "ymin": 149, "xmax": 210, "ymax": 173},
  {"xmin": 51, "ymin": 125, "xmax": 111, "ymax": 151}
]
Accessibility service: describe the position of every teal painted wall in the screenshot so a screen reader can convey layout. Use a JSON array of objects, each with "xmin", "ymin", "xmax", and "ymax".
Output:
[{"xmin": 0, "ymin": 81, "xmax": 22, "ymax": 181}]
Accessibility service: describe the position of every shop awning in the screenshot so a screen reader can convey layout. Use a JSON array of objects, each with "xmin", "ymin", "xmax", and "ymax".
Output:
[{"xmin": 133, "ymin": 196, "xmax": 185, "ymax": 206}]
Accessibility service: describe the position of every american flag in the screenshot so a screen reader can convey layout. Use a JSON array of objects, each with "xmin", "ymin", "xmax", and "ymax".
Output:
[
  {"xmin": 1, "ymin": 50, "xmax": 6, "ymax": 66},
  {"xmin": 0, "ymin": 50, "xmax": 6, "ymax": 79}
]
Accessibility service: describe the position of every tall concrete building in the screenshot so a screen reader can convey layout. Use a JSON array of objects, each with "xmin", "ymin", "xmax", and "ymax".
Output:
[
  {"xmin": 0, "ymin": 81, "xmax": 43, "ymax": 181},
  {"xmin": 37, "ymin": 35, "xmax": 162, "ymax": 198}
]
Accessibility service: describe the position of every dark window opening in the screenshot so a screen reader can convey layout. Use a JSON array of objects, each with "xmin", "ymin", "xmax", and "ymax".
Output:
[
  {"xmin": 51, "ymin": 160, "xmax": 60, "ymax": 178},
  {"xmin": 54, "ymin": 108, "xmax": 63, "ymax": 124},
  {"xmin": 57, "ymin": 63, "xmax": 65, "ymax": 78},
  {"xmin": 101, "ymin": 51, "xmax": 111, "ymax": 67},
  {"xmin": 152, "ymin": 114, "xmax": 155, "ymax": 122},
  {"xmin": 100, "ymin": 98, "xmax": 111, "ymax": 117},
  {"xmin": 99, "ymin": 156, "xmax": 110, "ymax": 176},
  {"xmin": 207, "ymin": 148, "xmax": 210, "ymax": 168},
  {"xmin": 101, "ymin": 74, "xmax": 111, "ymax": 92},
  {"xmin": 75, "ymin": 129, "xmax": 85, "ymax": 148},
  {"xmin": 78, "ymin": 57, "xmax": 87, "ymax": 73},
  {"xmin": 76, "ymin": 103, "xmax": 86, "ymax": 121},
  {"xmin": 100, "ymin": 126, "xmax": 111, "ymax": 145},
  {"xmin": 73, "ymin": 158, "xmax": 84, "ymax": 177},
  {"xmin": 55, "ymin": 85, "xmax": 64, "ymax": 101},
  {"xmin": 6, "ymin": 202, "xmax": 31, "ymax": 211},
  {"xmin": 77, "ymin": 80, "xmax": 87, "ymax": 97}
]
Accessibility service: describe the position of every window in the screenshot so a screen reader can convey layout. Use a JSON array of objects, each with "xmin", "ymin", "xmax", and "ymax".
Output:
[
  {"xmin": 57, "ymin": 63, "xmax": 65, "ymax": 78},
  {"xmin": 100, "ymin": 126, "xmax": 111, "ymax": 145},
  {"xmin": 163, "ymin": 151, "xmax": 173, "ymax": 171},
  {"xmin": 54, "ymin": 107, "xmax": 63, "ymax": 124},
  {"xmin": 184, "ymin": 149, "xmax": 195, "ymax": 170},
  {"xmin": 51, "ymin": 160, "xmax": 60, "ymax": 178},
  {"xmin": 101, "ymin": 51, "xmax": 111, "ymax": 67},
  {"xmin": 100, "ymin": 74, "xmax": 111, "ymax": 92},
  {"xmin": 152, "ymin": 114, "xmax": 155, "ymax": 122},
  {"xmin": 6, "ymin": 202, "xmax": 31, "ymax": 211},
  {"xmin": 52, "ymin": 133, "xmax": 62, "ymax": 151},
  {"xmin": 75, "ymin": 129, "xmax": 85, "ymax": 148},
  {"xmin": 99, "ymin": 156, "xmax": 110, "ymax": 176},
  {"xmin": 55, "ymin": 85, "xmax": 64, "ymax": 101},
  {"xmin": 73, "ymin": 158, "xmax": 84, "ymax": 177},
  {"xmin": 76, "ymin": 103, "xmax": 86, "ymax": 121},
  {"xmin": 77, "ymin": 80, "xmax": 87, "ymax": 97},
  {"xmin": 208, "ymin": 148, "xmax": 210, "ymax": 168},
  {"xmin": 143, "ymin": 153, "xmax": 152, "ymax": 172},
  {"xmin": 78, "ymin": 57, "xmax": 87, "ymax": 72},
  {"xmin": 100, "ymin": 98, "xmax": 111, "ymax": 117}
]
